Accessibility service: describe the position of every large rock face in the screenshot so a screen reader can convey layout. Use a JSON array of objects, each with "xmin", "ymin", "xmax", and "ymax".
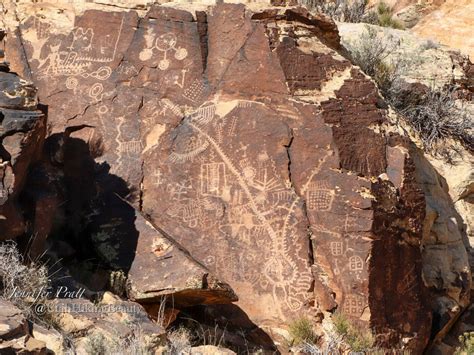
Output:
[
  {"xmin": 340, "ymin": 21, "xmax": 474, "ymax": 342},
  {"xmin": 0, "ymin": 29, "xmax": 46, "ymax": 241},
  {"xmin": 2, "ymin": 1, "xmax": 471, "ymax": 352},
  {"xmin": 412, "ymin": 0, "xmax": 474, "ymax": 59}
]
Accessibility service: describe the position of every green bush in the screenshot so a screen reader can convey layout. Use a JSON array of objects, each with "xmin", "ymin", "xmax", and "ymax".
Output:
[
  {"xmin": 288, "ymin": 317, "xmax": 319, "ymax": 345},
  {"xmin": 455, "ymin": 331, "xmax": 474, "ymax": 354},
  {"xmin": 377, "ymin": 2, "xmax": 404, "ymax": 29},
  {"xmin": 300, "ymin": 0, "xmax": 404, "ymax": 28},
  {"xmin": 332, "ymin": 312, "xmax": 375, "ymax": 352}
]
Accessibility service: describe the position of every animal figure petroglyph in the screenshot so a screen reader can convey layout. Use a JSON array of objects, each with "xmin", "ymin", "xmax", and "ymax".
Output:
[
  {"xmin": 36, "ymin": 15, "xmax": 124, "ymax": 81},
  {"xmin": 162, "ymin": 101, "xmax": 314, "ymax": 316}
]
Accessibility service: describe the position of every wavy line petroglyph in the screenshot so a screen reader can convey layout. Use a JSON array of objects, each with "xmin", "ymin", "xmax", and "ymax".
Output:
[
  {"xmin": 36, "ymin": 14, "xmax": 124, "ymax": 80},
  {"xmin": 179, "ymin": 105, "xmax": 312, "ymax": 315}
]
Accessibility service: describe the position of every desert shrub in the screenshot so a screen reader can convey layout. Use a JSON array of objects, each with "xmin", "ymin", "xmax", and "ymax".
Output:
[
  {"xmin": 343, "ymin": 25, "xmax": 472, "ymax": 154},
  {"xmin": 295, "ymin": 342, "xmax": 321, "ymax": 354},
  {"xmin": 456, "ymin": 332, "xmax": 474, "ymax": 355},
  {"xmin": 376, "ymin": 1, "xmax": 404, "ymax": 29},
  {"xmin": 84, "ymin": 328, "xmax": 154, "ymax": 355},
  {"xmin": 121, "ymin": 327, "xmax": 155, "ymax": 355},
  {"xmin": 109, "ymin": 269, "xmax": 127, "ymax": 296},
  {"xmin": 421, "ymin": 39, "xmax": 440, "ymax": 51},
  {"xmin": 332, "ymin": 312, "xmax": 375, "ymax": 352},
  {"xmin": 0, "ymin": 241, "xmax": 49, "ymax": 317},
  {"xmin": 402, "ymin": 85, "xmax": 473, "ymax": 150},
  {"xmin": 288, "ymin": 317, "xmax": 319, "ymax": 345},
  {"xmin": 300, "ymin": 0, "xmax": 403, "ymax": 28},
  {"xmin": 84, "ymin": 333, "xmax": 109, "ymax": 355},
  {"xmin": 301, "ymin": 0, "xmax": 375, "ymax": 23},
  {"xmin": 167, "ymin": 327, "xmax": 192, "ymax": 354},
  {"xmin": 343, "ymin": 25, "xmax": 399, "ymax": 78}
]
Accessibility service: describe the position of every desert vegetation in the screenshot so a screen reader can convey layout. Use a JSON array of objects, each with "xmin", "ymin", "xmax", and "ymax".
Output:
[
  {"xmin": 342, "ymin": 25, "xmax": 473, "ymax": 156},
  {"xmin": 332, "ymin": 312, "xmax": 375, "ymax": 352},
  {"xmin": 288, "ymin": 317, "xmax": 319, "ymax": 346},
  {"xmin": 300, "ymin": 0, "xmax": 403, "ymax": 28},
  {"xmin": 84, "ymin": 328, "xmax": 155, "ymax": 355},
  {"xmin": 0, "ymin": 241, "xmax": 50, "ymax": 319},
  {"xmin": 456, "ymin": 332, "xmax": 474, "ymax": 355}
]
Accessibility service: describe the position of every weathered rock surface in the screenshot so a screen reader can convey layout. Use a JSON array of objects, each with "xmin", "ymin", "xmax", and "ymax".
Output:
[
  {"xmin": 341, "ymin": 21, "xmax": 474, "ymax": 343},
  {"xmin": 0, "ymin": 299, "xmax": 48, "ymax": 354},
  {"xmin": 1, "ymin": 0, "xmax": 472, "ymax": 352},
  {"xmin": 49, "ymin": 292, "xmax": 165, "ymax": 350},
  {"xmin": 0, "ymin": 299, "xmax": 28, "ymax": 341},
  {"xmin": 339, "ymin": 22, "xmax": 472, "ymax": 90},
  {"xmin": 412, "ymin": 0, "xmax": 474, "ymax": 59},
  {"xmin": 368, "ymin": 0, "xmax": 447, "ymax": 28},
  {"xmin": 0, "ymin": 31, "xmax": 46, "ymax": 241},
  {"xmin": 127, "ymin": 207, "xmax": 238, "ymax": 306}
]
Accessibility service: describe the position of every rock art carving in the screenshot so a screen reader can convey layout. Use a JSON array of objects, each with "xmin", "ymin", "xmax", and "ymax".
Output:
[
  {"xmin": 158, "ymin": 101, "xmax": 314, "ymax": 318},
  {"xmin": 139, "ymin": 32, "xmax": 188, "ymax": 70},
  {"xmin": 36, "ymin": 15, "xmax": 124, "ymax": 80},
  {"xmin": 7, "ymin": 4, "xmax": 466, "ymax": 352}
]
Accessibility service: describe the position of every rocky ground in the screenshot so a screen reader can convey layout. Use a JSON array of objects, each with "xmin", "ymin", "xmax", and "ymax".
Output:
[{"xmin": 0, "ymin": 0, "xmax": 472, "ymax": 354}]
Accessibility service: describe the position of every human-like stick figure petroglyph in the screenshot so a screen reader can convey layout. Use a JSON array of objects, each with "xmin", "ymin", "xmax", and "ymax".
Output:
[
  {"xmin": 139, "ymin": 32, "xmax": 188, "ymax": 70},
  {"xmin": 164, "ymin": 102, "xmax": 315, "ymax": 316}
]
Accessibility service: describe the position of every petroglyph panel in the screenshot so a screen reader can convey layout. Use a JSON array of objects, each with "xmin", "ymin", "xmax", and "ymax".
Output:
[
  {"xmin": 11, "ymin": 4, "xmax": 433, "ymax": 348},
  {"xmin": 144, "ymin": 99, "xmax": 313, "ymax": 323},
  {"xmin": 139, "ymin": 32, "xmax": 188, "ymax": 69}
]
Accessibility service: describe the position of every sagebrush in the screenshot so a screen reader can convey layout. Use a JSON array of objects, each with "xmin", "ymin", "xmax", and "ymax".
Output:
[
  {"xmin": 456, "ymin": 332, "xmax": 474, "ymax": 355},
  {"xmin": 300, "ymin": 0, "xmax": 403, "ymax": 28},
  {"xmin": 166, "ymin": 327, "xmax": 192, "ymax": 354},
  {"xmin": 0, "ymin": 241, "xmax": 49, "ymax": 318},
  {"xmin": 84, "ymin": 327, "xmax": 155, "ymax": 355},
  {"xmin": 343, "ymin": 25, "xmax": 473, "ymax": 154},
  {"xmin": 301, "ymin": 0, "xmax": 372, "ymax": 23}
]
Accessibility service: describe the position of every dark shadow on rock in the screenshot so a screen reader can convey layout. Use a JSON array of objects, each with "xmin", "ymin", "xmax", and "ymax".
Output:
[
  {"xmin": 175, "ymin": 304, "xmax": 279, "ymax": 353},
  {"xmin": 18, "ymin": 131, "xmax": 139, "ymax": 294}
]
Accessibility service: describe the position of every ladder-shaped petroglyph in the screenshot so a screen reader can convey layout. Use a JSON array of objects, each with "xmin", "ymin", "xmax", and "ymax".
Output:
[
  {"xmin": 152, "ymin": 169, "xmax": 163, "ymax": 186},
  {"xmin": 200, "ymin": 162, "xmax": 227, "ymax": 197},
  {"xmin": 139, "ymin": 32, "xmax": 188, "ymax": 70},
  {"xmin": 120, "ymin": 140, "xmax": 143, "ymax": 155}
]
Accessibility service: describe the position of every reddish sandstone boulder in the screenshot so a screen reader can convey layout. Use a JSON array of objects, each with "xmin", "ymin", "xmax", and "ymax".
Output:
[
  {"xmin": 0, "ymin": 33, "xmax": 46, "ymax": 241},
  {"xmin": 3, "ymin": 2, "xmax": 470, "ymax": 352}
]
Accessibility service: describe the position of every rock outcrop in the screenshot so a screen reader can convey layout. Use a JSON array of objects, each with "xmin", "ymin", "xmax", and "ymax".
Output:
[
  {"xmin": 0, "ymin": 299, "xmax": 48, "ymax": 354},
  {"xmin": 0, "ymin": 28, "xmax": 46, "ymax": 242},
  {"xmin": 0, "ymin": 0, "xmax": 471, "ymax": 352},
  {"xmin": 412, "ymin": 0, "xmax": 474, "ymax": 59},
  {"xmin": 127, "ymin": 207, "xmax": 238, "ymax": 307}
]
